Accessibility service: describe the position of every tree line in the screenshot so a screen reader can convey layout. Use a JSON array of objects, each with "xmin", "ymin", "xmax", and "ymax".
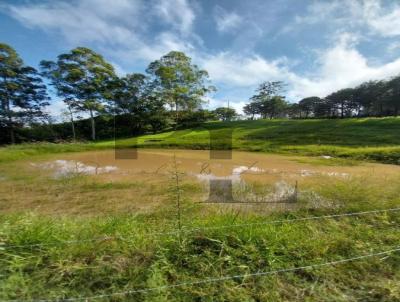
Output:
[
  {"xmin": 243, "ymin": 77, "xmax": 400, "ymax": 120},
  {"xmin": 1, "ymin": 42, "xmax": 399, "ymax": 144},
  {"xmin": 1, "ymin": 43, "xmax": 218, "ymax": 144}
]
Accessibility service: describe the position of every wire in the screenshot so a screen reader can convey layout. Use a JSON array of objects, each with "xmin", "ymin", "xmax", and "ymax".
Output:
[
  {"xmin": 186, "ymin": 206, "xmax": 400, "ymax": 233},
  {"xmin": 1, "ymin": 207, "xmax": 399, "ymax": 249},
  {"xmin": 3, "ymin": 246, "xmax": 399, "ymax": 302}
]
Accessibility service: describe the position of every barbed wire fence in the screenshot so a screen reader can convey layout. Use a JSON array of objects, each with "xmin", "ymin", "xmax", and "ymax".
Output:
[
  {"xmin": 1, "ymin": 206, "xmax": 400, "ymax": 249},
  {"xmin": 1, "ymin": 127, "xmax": 400, "ymax": 301},
  {"xmin": 2, "ymin": 164, "xmax": 399, "ymax": 300},
  {"xmin": 2, "ymin": 247, "xmax": 400, "ymax": 302}
]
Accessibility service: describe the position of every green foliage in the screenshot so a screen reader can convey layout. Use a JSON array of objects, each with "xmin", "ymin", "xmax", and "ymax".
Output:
[
  {"xmin": 213, "ymin": 107, "xmax": 237, "ymax": 121},
  {"xmin": 248, "ymin": 81, "xmax": 289, "ymax": 119},
  {"xmin": 0, "ymin": 43, "xmax": 49, "ymax": 144},
  {"xmin": 108, "ymin": 73, "xmax": 147, "ymax": 115},
  {"xmin": 2, "ymin": 117, "xmax": 400, "ymax": 164},
  {"xmin": 41, "ymin": 47, "xmax": 116, "ymax": 140},
  {"xmin": 132, "ymin": 117, "xmax": 400, "ymax": 164},
  {"xmin": 243, "ymin": 102, "xmax": 258, "ymax": 119},
  {"xmin": 243, "ymin": 74, "xmax": 400, "ymax": 120},
  {"xmin": 1, "ymin": 203, "xmax": 399, "ymax": 300},
  {"xmin": 146, "ymin": 51, "xmax": 215, "ymax": 127},
  {"xmin": 244, "ymin": 75, "xmax": 400, "ymax": 120},
  {"xmin": 298, "ymin": 96, "xmax": 322, "ymax": 118}
]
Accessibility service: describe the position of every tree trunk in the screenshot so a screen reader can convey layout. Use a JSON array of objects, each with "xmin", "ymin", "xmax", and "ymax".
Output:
[
  {"xmin": 175, "ymin": 100, "xmax": 179, "ymax": 129},
  {"xmin": 341, "ymin": 102, "xmax": 344, "ymax": 118},
  {"xmin": 9, "ymin": 125, "xmax": 15, "ymax": 144},
  {"xmin": 68, "ymin": 106, "xmax": 76, "ymax": 141},
  {"xmin": 89, "ymin": 109, "xmax": 95, "ymax": 140},
  {"xmin": 6, "ymin": 101, "xmax": 15, "ymax": 144},
  {"xmin": 71, "ymin": 118, "xmax": 76, "ymax": 141}
]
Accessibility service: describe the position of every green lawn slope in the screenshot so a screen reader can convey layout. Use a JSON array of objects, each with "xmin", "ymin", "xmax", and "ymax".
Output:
[{"xmin": 1, "ymin": 117, "xmax": 400, "ymax": 164}]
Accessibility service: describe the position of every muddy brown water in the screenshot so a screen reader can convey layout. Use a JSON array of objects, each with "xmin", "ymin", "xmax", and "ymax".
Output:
[
  {"xmin": 32, "ymin": 148, "xmax": 400, "ymax": 184},
  {"xmin": 2, "ymin": 148, "xmax": 399, "ymax": 216}
]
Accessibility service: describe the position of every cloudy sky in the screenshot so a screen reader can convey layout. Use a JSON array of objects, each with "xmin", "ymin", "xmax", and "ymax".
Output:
[{"xmin": 1, "ymin": 0, "xmax": 400, "ymax": 116}]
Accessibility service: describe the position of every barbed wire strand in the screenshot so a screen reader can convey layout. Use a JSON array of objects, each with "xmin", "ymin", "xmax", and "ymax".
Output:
[
  {"xmin": 1, "ymin": 207, "xmax": 400, "ymax": 249},
  {"xmin": 3, "ymin": 246, "xmax": 400, "ymax": 302},
  {"xmin": 188, "ymin": 206, "xmax": 400, "ymax": 233}
]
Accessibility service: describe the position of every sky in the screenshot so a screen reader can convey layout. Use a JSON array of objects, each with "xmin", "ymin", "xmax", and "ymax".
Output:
[{"xmin": 1, "ymin": 0, "xmax": 400, "ymax": 118}]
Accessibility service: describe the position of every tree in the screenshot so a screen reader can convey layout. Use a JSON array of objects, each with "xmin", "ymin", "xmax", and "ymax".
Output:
[
  {"xmin": 146, "ymin": 51, "xmax": 215, "ymax": 128},
  {"xmin": 298, "ymin": 96, "xmax": 321, "ymax": 118},
  {"xmin": 214, "ymin": 107, "xmax": 237, "ymax": 121},
  {"xmin": 243, "ymin": 102, "xmax": 258, "ymax": 119},
  {"xmin": 41, "ymin": 47, "xmax": 116, "ymax": 140},
  {"xmin": 313, "ymin": 98, "xmax": 333, "ymax": 118},
  {"xmin": 385, "ymin": 75, "xmax": 400, "ymax": 116},
  {"xmin": 41, "ymin": 60, "xmax": 78, "ymax": 140},
  {"xmin": 107, "ymin": 73, "xmax": 150, "ymax": 134},
  {"xmin": 144, "ymin": 94, "xmax": 170, "ymax": 133},
  {"xmin": 265, "ymin": 96, "xmax": 288, "ymax": 119},
  {"xmin": 286, "ymin": 103, "xmax": 301, "ymax": 118},
  {"xmin": 248, "ymin": 81, "xmax": 286, "ymax": 119},
  {"xmin": 326, "ymin": 88, "xmax": 356, "ymax": 118},
  {"xmin": 256, "ymin": 81, "xmax": 285, "ymax": 97},
  {"xmin": 0, "ymin": 43, "xmax": 49, "ymax": 144},
  {"xmin": 109, "ymin": 73, "xmax": 147, "ymax": 115}
]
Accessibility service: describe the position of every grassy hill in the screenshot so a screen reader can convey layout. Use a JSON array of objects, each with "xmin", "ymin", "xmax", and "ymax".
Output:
[
  {"xmin": 1, "ymin": 117, "xmax": 400, "ymax": 164},
  {"xmin": 130, "ymin": 117, "xmax": 400, "ymax": 163}
]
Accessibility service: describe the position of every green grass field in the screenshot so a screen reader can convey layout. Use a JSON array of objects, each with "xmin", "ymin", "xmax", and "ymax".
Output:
[
  {"xmin": 1, "ymin": 117, "xmax": 400, "ymax": 301},
  {"xmin": 1, "ymin": 117, "xmax": 400, "ymax": 164}
]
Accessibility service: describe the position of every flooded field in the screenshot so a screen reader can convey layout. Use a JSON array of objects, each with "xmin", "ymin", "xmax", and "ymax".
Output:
[
  {"xmin": 1, "ymin": 149, "xmax": 400, "ymax": 216},
  {"xmin": 30, "ymin": 148, "xmax": 400, "ymax": 181}
]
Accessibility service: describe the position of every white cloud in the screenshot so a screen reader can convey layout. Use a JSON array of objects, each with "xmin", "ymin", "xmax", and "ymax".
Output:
[
  {"xmin": 200, "ymin": 33, "xmax": 400, "ymax": 101},
  {"xmin": 363, "ymin": 0, "xmax": 400, "ymax": 37},
  {"xmin": 292, "ymin": 0, "xmax": 400, "ymax": 37},
  {"xmin": 155, "ymin": 0, "xmax": 195, "ymax": 35},
  {"xmin": 387, "ymin": 41, "xmax": 400, "ymax": 54},
  {"xmin": 201, "ymin": 52, "xmax": 288, "ymax": 87},
  {"xmin": 110, "ymin": 61, "xmax": 129, "ymax": 77},
  {"xmin": 290, "ymin": 32, "xmax": 400, "ymax": 98},
  {"xmin": 45, "ymin": 99, "xmax": 68, "ymax": 122},
  {"xmin": 294, "ymin": 1, "xmax": 344, "ymax": 25},
  {"xmin": 5, "ymin": 0, "xmax": 197, "ymax": 64},
  {"xmin": 214, "ymin": 6, "xmax": 243, "ymax": 33},
  {"xmin": 203, "ymin": 96, "xmax": 247, "ymax": 114},
  {"xmin": 7, "ymin": 0, "xmax": 143, "ymax": 45}
]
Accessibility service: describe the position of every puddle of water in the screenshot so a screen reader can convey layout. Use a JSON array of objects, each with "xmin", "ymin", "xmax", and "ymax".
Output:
[
  {"xmin": 30, "ymin": 149, "xmax": 400, "ymax": 184},
  {"xmin": 32, "ymin": 160, "xmax": 118, "ymax": 178},
  {"xmin": 232, "ymin": 166, "xmax": 265, "ymax": 174},
  {"xmin": 300, "ymin": 169, "xmax": 350, "ymax": 179},
  {"xmin": 13, "ymin": 149, "xmax": 400, "ymax": 214},
  {"xmin": 195, "ymin": 165, "xmax": 266, "ymax": 184}
]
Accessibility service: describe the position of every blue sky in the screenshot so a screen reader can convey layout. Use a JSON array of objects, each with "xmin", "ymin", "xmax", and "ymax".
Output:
[{"xmin": 1, "ymin": 0, "xmax": 400, "ymax": 117}]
